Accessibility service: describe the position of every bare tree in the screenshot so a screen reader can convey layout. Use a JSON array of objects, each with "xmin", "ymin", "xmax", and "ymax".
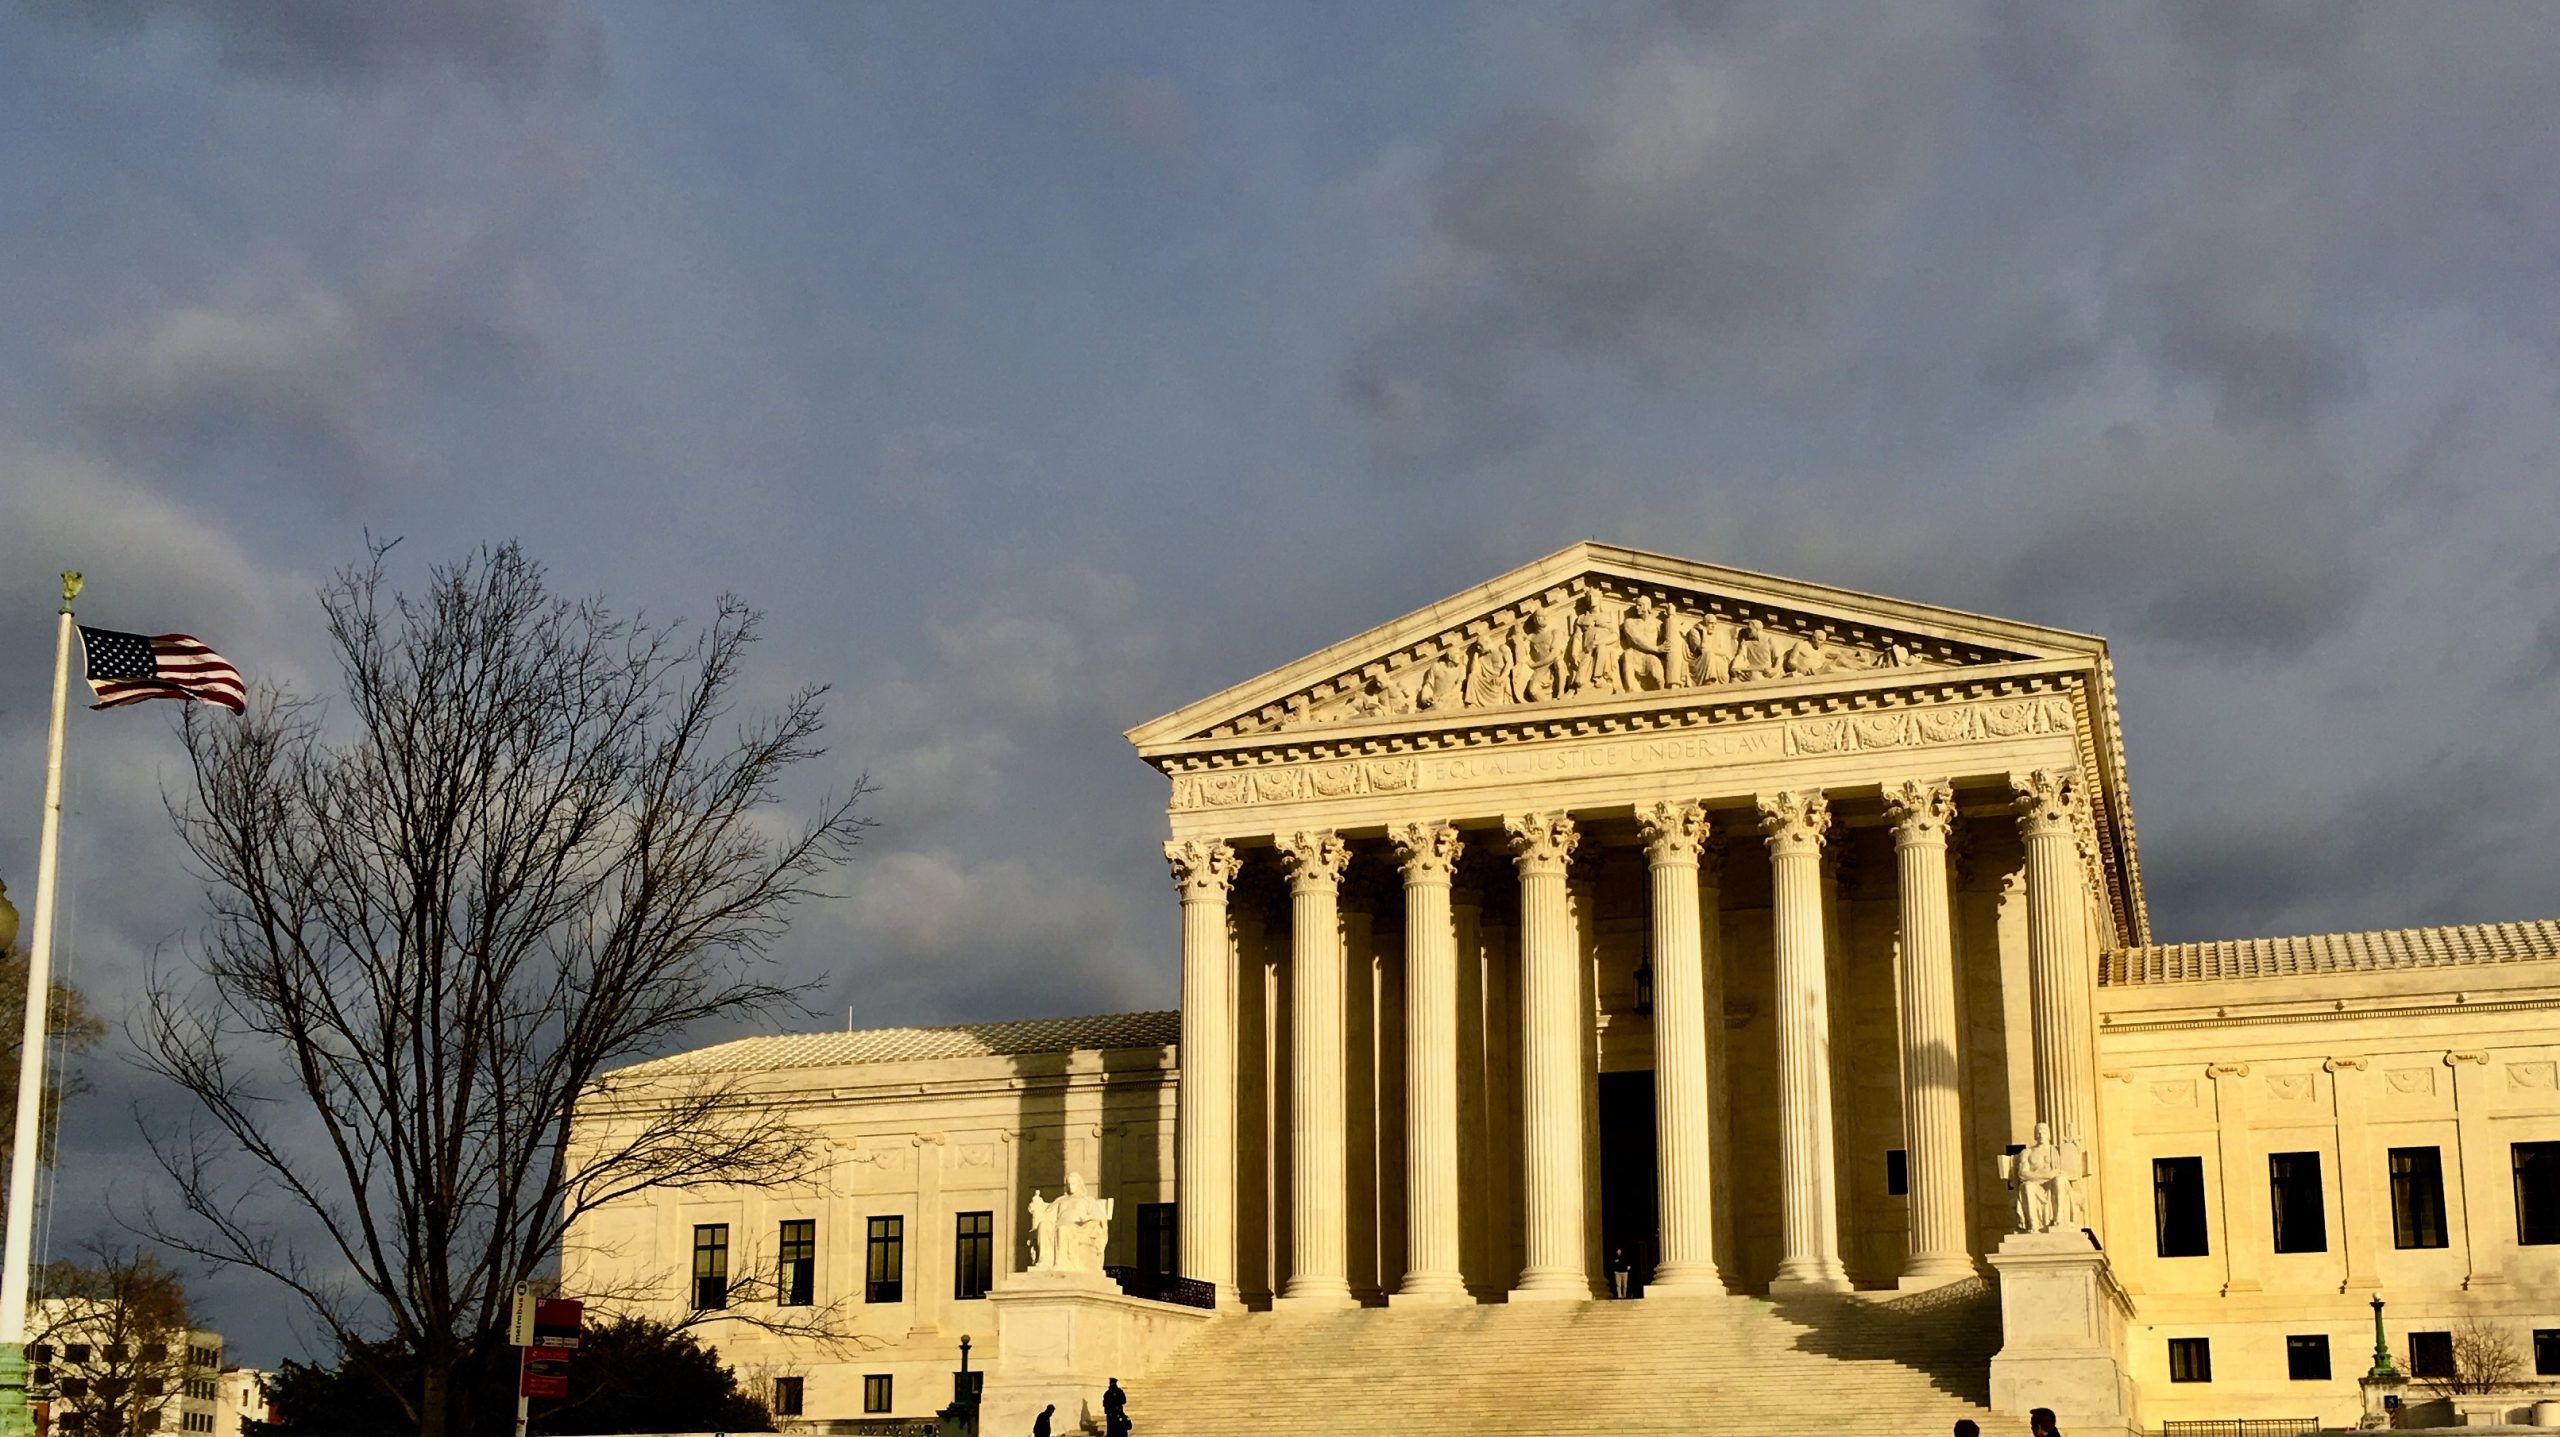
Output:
[
  {"xmin": 136, "ymin": 543, "xmax": 870, "ymax": 1437},
  {"xmin": 30, "ymin": 1243, "xmax": 202, "ymax": 1437},
  {"xmin": 2421, "ymin": 1317, "xmax": 2526, "ymax": 1398},
  {"xmin": 0, "ymin": 944, "xmax": 107, "ymax": 1180}
]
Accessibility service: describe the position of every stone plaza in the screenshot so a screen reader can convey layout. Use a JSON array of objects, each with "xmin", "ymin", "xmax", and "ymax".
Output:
[{"xmin": 567, "ymin": 543, "xmax": 2560, "ymax": 1434}]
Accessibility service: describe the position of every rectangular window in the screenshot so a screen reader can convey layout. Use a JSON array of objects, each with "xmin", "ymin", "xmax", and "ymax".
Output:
[
  {"xmin": 2391, "ymin": 1147, "xmax": 2450, "ymax": 1249},
  {"xmin": 954, "ymin": 1211, "xmax": 994, "ymax": 1300},
  {"xmin": 2287, "ymin": 1334, "xmax": 2331, "ymax": 1381},
  {"xmin": 140, "ymin": 1344, "xmax": 167, "ymax": 1364},
  {"xmin": 692, "ymin": 1223, "xmax": 731, "ymax": 1310},
  {"xmin": 778, "ymin": 1219, "xmax": 816, "ymax": 1307},
  {"xmin": 2410, "ymin": 1330, "xmax": 2454, "ymax": 1380},
  {"xmin": 2514, "ymin": 1142, "xmax": 2560, "ymax": 1245},
  {"xmin": 2269, "ymin": 1151, "xmax": 2328, "ymax": 1253},
  {"xmin": 863, "ymin": 1374, "xmax": 893, "ymax": 1414},
  {"xmin": 772, "ymin": 1377, "xmax": 803, "ymax": 1417},
  {"xmin": 866, "ymin": 1216, "xmax": 904, "ymax": 1303},
  {"xmin": 1885, "ymin": 1149, "xmax": 1909, "ymax": 1197},
  {"xmin": 1136, "ymin": 1203, "xmax": 1178, "ymax": 1280},
  {"xmin": 2534, "ymin": 1328, "xmax": 2560, "ymax": 1376},
  {"xmin": 64, "ymin": 1344, "xmax": 88, "ymax": 1363},
  {"xmin": 2154, "ymin": 1156, "xmax": 2210, "ymax": 1258},
  {"xmin": 2168, "ymin": 1337, "xmax": 2212, "ymax": 1383},
  {"xmin": 24, "ymin": 1346, "xmax": 47, "ymax": 1365}
]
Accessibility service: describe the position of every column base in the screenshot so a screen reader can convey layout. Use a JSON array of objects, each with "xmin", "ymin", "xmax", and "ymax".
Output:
[
  {"xmin": 1508, "ymin": 1268, "xmax": 1594, "ymax": 1303},
  {"xmin": 1272, "ymin": 1279, "xmax": 1358, "ymax": 1312},
  {"xmin": 1644, "ymin": 1260, "xmax": 1728, "ymax": 1297},
  {"xmin": 1768, "ymin": 1267, "xmax": 1852, "ymax": 1298},
  {"xmin": 1896, "ymin": 1256, "xmax": 1980, "ymax": 1293},
  {"xmin": 1388, "ymin": 1275, "xmax": 1471, "ymax": 1306}
]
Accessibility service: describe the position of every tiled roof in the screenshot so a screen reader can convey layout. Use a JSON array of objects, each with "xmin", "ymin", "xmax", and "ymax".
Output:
[
  {"xmin": 2104, "ymin": 920, "xmax": 2560, "ymax": 986},
  {"xmin": 610, "ymin": 1010, "xmax": 1180, "ymax": 1078}
]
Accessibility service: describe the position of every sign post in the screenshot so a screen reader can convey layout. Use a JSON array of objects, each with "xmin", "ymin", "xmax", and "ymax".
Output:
[{"xmin": 509, "ymin": 1285, "xmax": 581, "ymax": 1437}]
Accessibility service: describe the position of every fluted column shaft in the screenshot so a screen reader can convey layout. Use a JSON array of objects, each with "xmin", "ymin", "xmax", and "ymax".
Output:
[
  {"xmin": 2015, "ymin": 770, "xmax": 2100, "ymax": 1200},
  {"xmin": 1884, "ymin": 781, "xmax": 1971, "ymax": 1287},
  {"xmin": 1638, "ymin": 800, "xmax": 1725, "ymax": 1295},
  {"xmin": 1168, "ymin": 840, "xmax": 1240, "ymax": 1302},
  {"xmin": 1275, "ymin": 830, "xmax": 1355, "ymax": 1308},
  {"xmin": 1390, "ymin": 822, "xmax": 1467, "ymax": 1303},
  {"xmin": 1762, "ymin": 791, "xmax": 1849, "ymax": 1294},
  {"xmin": 1507, "ymin": 811, "xmax": 1588, "ymax": 1300}
]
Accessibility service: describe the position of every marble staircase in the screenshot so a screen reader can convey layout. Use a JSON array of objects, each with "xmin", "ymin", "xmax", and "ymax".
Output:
[{"xmin": 1113, "ymin": 1278, "xmax": 2028, "ymax": 1437}]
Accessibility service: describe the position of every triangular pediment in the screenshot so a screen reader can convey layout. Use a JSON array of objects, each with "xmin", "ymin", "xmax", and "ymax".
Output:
[{"xmin": 1128, "ymin": 542, "xmax": 2106, "ymax": 752}]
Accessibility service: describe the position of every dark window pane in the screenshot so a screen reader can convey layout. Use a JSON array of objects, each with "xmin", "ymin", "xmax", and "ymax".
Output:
[
  {"xmin": 2154, "ymin": 1156, "xmax": 2210, "ymax": 1258},
  {"xmin": 772, "ymin": 1377, "xmax": 803, "ymax": 1417},
  {"xmin": 2269, "ymin": 1152, "xmax": 2328, "ymax": 1254},
  {"xmin": 2514, "ymin": 1142, "xmax": 2560, "ymax": 1246},
  {"xmin": 863, "ymin": 1374, "xmax": 893, "ymax": 1414},
  {"xmin": 1885, "ymin": 1149, "xmax": 1909, "ymax": 1197},
  {"xmin": 693, "ymin": 1223, "xmax": 730, "ymax": 1311},
  {"xmin": 1136, "ymin": 1203, "xmax": 1178, "ymax": 1280},
  {"xmin": 2410, "ymin": 1330, "xmax": 2454, "ymax": 1379},
  {"xmin": 2392, "ymin": 1148, "xmax": 2449, "ymax": 1250},
  {"xmin": 2169, "ymin": 1337, "xmax": 2212, "ymax": 1383},
  {"xmin": 2288, "ymin": 1335, "xmax": 2331, "ymax": 1381},
  {"xmin": 866, "ymin": 1216, "xmax": 904, "ymax": 1303},
  {"xmin": 779, "ymin": 1219, "xmax": 816, "ymax": 1307},
  {"xmin": 2534, "ymin": 1329, "xmax": 2560, "ymax": 1377},
  {"xmin": 954, "ymin": 1211, "xmax": 994, "ymax": 1301}
]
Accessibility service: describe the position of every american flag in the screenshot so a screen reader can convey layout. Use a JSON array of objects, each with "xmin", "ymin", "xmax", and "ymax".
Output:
[{"xmin": 77, "ymin": 626, "xmax": 246, "ymax": 713}]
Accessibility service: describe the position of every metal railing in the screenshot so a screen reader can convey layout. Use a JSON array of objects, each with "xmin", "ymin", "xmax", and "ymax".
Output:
[
  {"xmin": 1101, "ymin": 1265, "xmax": 1217, "ymax": 1309},
  {"xmin": 2159, "ymin": 1420, "xmax": 2318, "ymax": 1437}
]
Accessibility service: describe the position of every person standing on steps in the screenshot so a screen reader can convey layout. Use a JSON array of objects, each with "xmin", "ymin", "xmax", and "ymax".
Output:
[
  {"xmin": 1608, "ymin": 1246, "xmax": 1632, "ymax": 1299},
  {"xmin": 1032, "ymin": 1403, "xmax": 1054, "ymax": 1437},
  {"xmin": 1103, "ymin": 1377, "xmax": 1131, "ymax": 1437}
]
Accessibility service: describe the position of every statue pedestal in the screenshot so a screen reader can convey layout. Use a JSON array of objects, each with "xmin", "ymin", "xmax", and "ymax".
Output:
[
  {"xmin": 2355, "ymin": 1370, "xmax": 2408, "ymax": 1430},
  {"xmin": 1988, "ymin": 1231, "xmax": 2141, "ymax": 1437},
  {"xmin": 979, "ymin": 1270, "xmax": 1215, "ymax": 1437}
]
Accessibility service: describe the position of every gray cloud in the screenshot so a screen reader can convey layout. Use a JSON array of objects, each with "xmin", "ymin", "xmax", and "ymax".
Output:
[{"xmin": 40, "ymin": 0, "xmax": 605, "ymax": 97}]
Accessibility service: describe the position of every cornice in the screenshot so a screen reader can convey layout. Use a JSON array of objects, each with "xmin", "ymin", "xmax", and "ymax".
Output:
[{"xmin": 2099, "ymin": 989, "xmax": 2560, "ymax": 1035}]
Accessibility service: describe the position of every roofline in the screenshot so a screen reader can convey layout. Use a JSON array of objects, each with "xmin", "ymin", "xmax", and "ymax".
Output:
[{"xmin": 1124, "ymin": 540, "xmax": 2109, "ymax": 750}]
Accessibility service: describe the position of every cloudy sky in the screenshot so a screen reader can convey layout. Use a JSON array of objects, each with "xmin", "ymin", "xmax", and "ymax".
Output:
[{"xmin": 4, "ymin": 0, "xmax": 2559, "ymax": 1361}]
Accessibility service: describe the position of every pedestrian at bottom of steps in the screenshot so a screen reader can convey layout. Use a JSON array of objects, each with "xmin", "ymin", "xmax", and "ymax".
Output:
[
  {"xmin": 1953, "ymin": 1422, "xmax": 1978, "ymax": 1437},
  {"xmin": 1608, "ymin": 1246, "xmax": 1631, "ymax": 1299},
  {"xmin": 1032, "ymin": 1403, "xmax": 1054, "ymax": 1437},
  {"xmin": 2028, "ymin": 1407, "xmax": 2061, "ymax": 1437},
  {"xmin": 1103, "ymin": 1377, "xmax": 1131, "ymax": 1437}
]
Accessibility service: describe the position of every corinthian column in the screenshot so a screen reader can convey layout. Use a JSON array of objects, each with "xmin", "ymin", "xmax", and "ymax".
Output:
[
  {"xmin": 1389, "ymin": 821, "xmax": 1467, "ymax": 1304},
  {"xmin": 1636, "ymin": 800, "xmax": 1724, "ymax": 1296},
  {"xmin": 2014, "ymin": 769, "xmax": 2099, "ymax": 1189},
  {"xmin": 1166, "ymin": 838, "xmax": 1239, "ymax": 1303},
  {"xmin": 1505, "ymin": 810, "xmax": 1589, "ymax": 1301},
  {"xmin": 1274, "ymin": 829, "xmax": 1356, "ymax": 1309},
  {"xmin": 1760, "ymin": 790, "xmax": 1849, "ymax": 1295},
  {"xmin": 1882, "ymin": 780, "xmax": 1971, "ymax": 1288}
]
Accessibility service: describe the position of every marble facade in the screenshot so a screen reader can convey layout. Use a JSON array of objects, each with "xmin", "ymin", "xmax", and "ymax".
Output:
[{"xmin": 567, "ymin": 543, "xmax": 2560, "ymax": 1431}]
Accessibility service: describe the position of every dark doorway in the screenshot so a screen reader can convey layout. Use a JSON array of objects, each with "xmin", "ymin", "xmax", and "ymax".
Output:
[{"xmin": 1598, "ymin": 1070, "xmax": 1658, "ymax": 1298}]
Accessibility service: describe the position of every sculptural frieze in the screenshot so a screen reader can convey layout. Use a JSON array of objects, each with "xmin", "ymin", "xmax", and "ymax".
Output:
[{"xmin": 1212, "ymin": 577, "xmax": 1970, "ymax": 739}]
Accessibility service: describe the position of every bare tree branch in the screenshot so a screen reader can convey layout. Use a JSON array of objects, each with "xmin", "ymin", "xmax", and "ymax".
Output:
[{"xmin": 133, "ymin": 543, "xmax": 872, "ymax": 1437}]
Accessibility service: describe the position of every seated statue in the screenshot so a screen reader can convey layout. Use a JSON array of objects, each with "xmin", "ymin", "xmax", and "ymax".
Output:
[
  {"xmin": 1026, "ymin": 1171, "xmax": 1116, "ymax": 1273},
  {"xmin": 2000, "ymin": 1121, "xmax": 2084, "ymax": 1234}
]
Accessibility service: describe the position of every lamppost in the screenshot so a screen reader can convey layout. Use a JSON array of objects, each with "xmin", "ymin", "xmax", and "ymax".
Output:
[
  {"xmin": 2358, "ymin": 1293, "xmax": 2408, "ymax": 1430},
  {"xmin": 2369, "ymin": 1293, "xmax": 2400, "ymax": 1378}
]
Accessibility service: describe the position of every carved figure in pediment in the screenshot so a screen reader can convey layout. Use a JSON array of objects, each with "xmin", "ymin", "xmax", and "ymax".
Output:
[
  {"xmin": 1567, "ymin": 592, "xmax": 1619, "ymax": 696},
  {"xmin": 1682, "ymin": 617, "xmax": 1735, "ymax": 685},
  {"xmin": 1463, "ymin": 630, "xmax": 1512, "ymax": 708},
  {"xmin": 1516, "ymin": 610, "xmax": 1566, "ymax": 701},
  {"xmin": 1414, "ymin": 647, "xmax": 1466, "ymax": 712},
  {"xmin": 1617, "ymin": 595, "xmax": 1670, "ymax": 692},
  {"xmin": 1730, "ymin": 620, "xmax": 1783, "ymax": 681}
]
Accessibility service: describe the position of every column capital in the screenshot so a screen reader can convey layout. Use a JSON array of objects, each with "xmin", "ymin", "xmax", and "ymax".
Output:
[
  {"xmin": 1881, "ymin": 778, "xmax": 1956, "ymax": 846},
  {"xmin": 1164, "ymin": 838, "xmax": 1239, "ymax": 898},
  {"xmin": 1389, "ymin": 820, "xmax": 1464, "ymax": 883},
  {"xmin": 1275, "ymin": 829, "xmax": 1351, "ymax": 892},
  {"xmin": 2010, "ymin": 767, "xmax": 2083, "ymax": 839},
  {"xmin": 1504, "ymin": 811, "xmax": 1579, "ymax": 875},
  {"xmin": 1635, "ymin": 799, "xmax": 1711, "ymax": 865},
  {"xmin": 1756, "ymin": 790, "xmax": 1831, "ymax": 856}
]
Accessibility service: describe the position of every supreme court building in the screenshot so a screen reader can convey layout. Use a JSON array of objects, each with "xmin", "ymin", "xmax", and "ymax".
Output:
[{"xmin": 569, "ymin": 544, "xmax": 2560, "ymax": 1435}]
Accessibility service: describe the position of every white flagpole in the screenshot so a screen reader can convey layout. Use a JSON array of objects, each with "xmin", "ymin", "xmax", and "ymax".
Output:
[{"xmin": 0, "ymin": 572, "xmax": 80, "ymax": 1346}]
